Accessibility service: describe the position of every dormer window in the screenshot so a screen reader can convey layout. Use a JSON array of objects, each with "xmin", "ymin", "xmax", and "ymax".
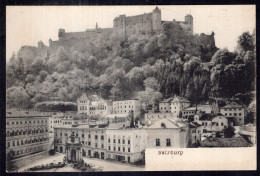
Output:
[{"xmin": 161, "ymin": 123, "xmax": 166, "ymax": 128}]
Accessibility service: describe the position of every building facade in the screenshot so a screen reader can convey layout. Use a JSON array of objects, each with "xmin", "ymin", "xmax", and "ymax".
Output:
[
  {"xmin": 54, "ymin": 125, "xmax": 107, "ymax": 160},
  {"xmin": 113, "ymin": 99, "xmax": 141, "ymax": 118},
  {"xmin": 106, "ymin": 128, "xmax": 145, "ymax": 163},
  {"xmin": 77, "ymin": 93, "xmax": 113, "ymax": 117},
  {"xmin": 220, "ymin": 103, "xmax": 245, "ymax": 126},
  {"xmin": 170, "ymin": 96, "xmax": 190, "ymax": 118},
  {"xmin": 6, "ymin": 110, "xmax": 50, "ymax": 159}
]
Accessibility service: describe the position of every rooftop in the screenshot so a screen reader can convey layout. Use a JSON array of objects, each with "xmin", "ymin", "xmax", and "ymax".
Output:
[
  {"xmin": 221, "ymin": 102, "xmax": 243, "ymax": 109},
  {"xmin": 6, "ymin": 110, "xmax": 50, "ymax": 118},
  {"xmin": 200, "ymin": 137, "xmax": 252, "ymax": 147}
]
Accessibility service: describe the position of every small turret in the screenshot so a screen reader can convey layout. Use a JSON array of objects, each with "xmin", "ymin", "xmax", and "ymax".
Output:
[
  {"xmin": 58, "ymin": 28, "xmax": 65, "ymax": 40},
  {"xmin": 96, "ymin": 22, "xmax": 98, "ymax": 30}
]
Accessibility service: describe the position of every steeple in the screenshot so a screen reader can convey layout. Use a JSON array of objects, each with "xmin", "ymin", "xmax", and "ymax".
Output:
[{"xmin": 96, "ymin": 22, "xmax": 98, "ymax": 30}]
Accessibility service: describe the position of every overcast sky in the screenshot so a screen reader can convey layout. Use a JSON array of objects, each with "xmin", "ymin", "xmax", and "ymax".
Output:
[{"xmin": 6, "ymin": 5, "xmax": 255, "ymax": 61}]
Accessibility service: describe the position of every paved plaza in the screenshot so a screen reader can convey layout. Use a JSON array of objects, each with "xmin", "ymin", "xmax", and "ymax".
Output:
[{"xmin": 17, "ymin": 153, "xmax": 145, "ymax": 172}]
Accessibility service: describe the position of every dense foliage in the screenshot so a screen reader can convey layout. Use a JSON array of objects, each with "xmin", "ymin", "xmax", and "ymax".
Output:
[{"xmin": 6, "ymin": 22, "xmax": 256, "ymax": 109}]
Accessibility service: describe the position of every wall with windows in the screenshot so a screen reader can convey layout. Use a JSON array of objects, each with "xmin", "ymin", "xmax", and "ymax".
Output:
[
  {"xmin": 106, "ymin": 129, "xmax": 145, "ymax": 163},
  {"xmin": 54, "ymin": 127, "xmax": 107, "ymax": 159},
  {"xmin": 6, "ymin": 115, "xmax": 50, "ymax": 159},
  {"xmin": 220, "ymin": 107, "xmax": 244, "ymax": 126},
  {"xmin": 113, "ymin": 100, "xmax": 141, "ymax": 118},
  {"xmin": 145, "ymin": 129, "xmax": 187, "ymax": 148}
]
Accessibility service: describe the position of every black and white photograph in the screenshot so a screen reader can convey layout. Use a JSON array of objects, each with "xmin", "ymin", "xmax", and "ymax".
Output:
[{"xmin": 5, "ymin": 5, "xmax": 256, "ymax": 172}]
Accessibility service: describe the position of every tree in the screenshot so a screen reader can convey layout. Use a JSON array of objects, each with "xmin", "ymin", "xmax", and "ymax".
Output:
[
  {"xmin": 6, "ymin": 86, "xmax": 30, "ymax": 109},
  {"xmin": 238, "ymin": 32, "xmax": 254, "ymax": 53},
  {"xmin": 211, "ymin": 49, "xmax": 236, "ymax": 65},
  {"xmin": 244, "ymin": 111, "xmax": 255, "ymax": 124},
  {"xmin": 144, "ymin": 77, "xmax": 158, "ymax": 90},
  {"xmin": 137, "ymin": 88, "xmax": 163, "ymax": 111}
]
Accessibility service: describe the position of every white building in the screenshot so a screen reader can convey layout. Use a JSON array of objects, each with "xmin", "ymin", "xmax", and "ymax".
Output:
[
  {"xmin": 159, "ymin": 98, "xmax": 173, "ymax": 113},
  {"xmin": 220, "ymin": 102, "xmax": 245, "ymax": 126},
  {"xmin": 170, "ymin": 96, "xmax": 190, "ymax": 118},
  {"xmin": 6, "ymin": 110, "xmax": 50, "ymax": 159},
  {"xmin": 77, "ymin": 93, "xmax": 113, "ymax": 117},
  {"xmin": 113, "ymin": 99, "xmax": 141, "ymax": 118},
  {"xmin": 194, "ymin": 112, "xmax": 228, "ymax": 139}
]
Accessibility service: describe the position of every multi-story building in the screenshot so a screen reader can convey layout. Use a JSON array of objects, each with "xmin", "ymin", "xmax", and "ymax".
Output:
[
  {"xmin": 220, "ymin": 102, "xmax": 245, "ymax": 126},
  {"xmin": 181, "ymin": 104, "xmax": 214, "ymax": 119},
  {"xmin": 106, "ymin": 123, "xmax": 145, "ymax": 163},
  {"xmin": 193, "ymin": 112, "xmax": 228, "ymax": 139},
  {"xmin": 113, "ymin": 99, "xmax": 141, "ymax": 119},
  {"xmin": 145, "ymin": 118, "xmax": 190, "ymax": 148},
  {"xmin": 77, "ymin": 93, "xmax": 113, "ymax": 117},
  {"xmin": 54, "ymin": 116, "xmax": 192, "ymax": 164},
  {"xmin": 54, "ymin": 124, "xmax": 108, "ymax": 160},
  {"xmin": 159, "ymin": 98, "xmax": 173, "ymax": 113},
  {"xmin": 170, "ymin": 96, "xmax": 190, "ymax": 118},
  {"xmin": 6, "ymin": 110, "xmax": 50, "ymax": 159}
]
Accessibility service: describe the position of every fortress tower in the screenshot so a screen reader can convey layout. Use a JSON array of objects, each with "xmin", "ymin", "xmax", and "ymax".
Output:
[
  {"xmin": 184, "ymin": 14, "xmax": 193, "ymax": 34},
  {"xmin": 152, "ymin": 6, "xmax": 162, "ymax": 33}
]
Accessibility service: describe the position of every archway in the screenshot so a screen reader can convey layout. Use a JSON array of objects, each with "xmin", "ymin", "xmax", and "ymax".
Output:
[
  {"xmin": 60, "ymin": 146, "xmax": 63, "ymax": 153},
  {"xmin": 71, "ymin": 149, "xmax": 76, "ymax": 162}
]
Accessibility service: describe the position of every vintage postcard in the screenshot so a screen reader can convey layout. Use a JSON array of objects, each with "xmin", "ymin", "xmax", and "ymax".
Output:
[{"xmin": 6, "ymin": 5, "xmax": 256, "ymax": 172}]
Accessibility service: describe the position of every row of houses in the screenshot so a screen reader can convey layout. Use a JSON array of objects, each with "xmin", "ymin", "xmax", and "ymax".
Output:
[
  {"xmin": 54, "ymin": 117, "xmax": 191, "ymax": 164},
  {"xmin": 158, "ymin": 96, "xmax": 245, "ymax": 126},
  {"xmin": 77, "ymin": 93, "xmax": 141, "ymax": 118}
]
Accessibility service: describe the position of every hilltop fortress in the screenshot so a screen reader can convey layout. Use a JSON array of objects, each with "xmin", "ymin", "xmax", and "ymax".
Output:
[
  {"xmin": 18, "ymin": 6, "xmax": 215, "ymax": 60},
  {"xmin": 52, "ymin": 6, "xmax": 193, "ymax": 44}
]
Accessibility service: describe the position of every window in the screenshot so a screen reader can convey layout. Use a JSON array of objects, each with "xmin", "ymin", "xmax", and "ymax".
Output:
[
  {"xmin": 108, "ymin": 146, "xmax": 111, "ymax": 150},
  {"xmin": 239, "ymin": 113, "xmax": 242, "ymax": 116},
  {"xmin": 225, "ymin": 113, "xmax": 227, "ymax": 116},
  {"xmin": 13, "ymin": 141, "xmax": 15, "ymax": 147},
  {"xmin": 118, "ymin": 139, "xmax": 120, "ymax": 143},
  {"xmin": 95, "ymin": 135, "xmax": 98, "ymax": 140},
  {"xmin": 60, "ymin": 133, "xmax": 62, "ymax": 136},
  {"xmin": 114, "ymin": 147, "xmax": 116, "ymax": 151},
  {"xmin": 88, "ymin": 142, "xmax": 91, "ymax": 146},
  {"xmin": 7, "ymin": 142, "xmax": 10, "ymax": 147},
  {"xmin": 101, "ymin": 144, "xmax": 104, "ymax": 148},
  {"xmin": 123, "ymin": 147, "xmax": 125, "ymax": 152},
  {"xmin": 88, "ymin": 134, "xmax": 91, "ymax": 138},
  {"xmin": 101, "ymin": 135, "xmax": 104, "ymax": 140},
  {"xmin": 234, "ymin": 113, "xmax": 237, "ymax": 116},
  {"xmin": 166, "ymin": 139, "xmax": 171, "ymax": 146},
  {"xmin": 128, "ymin": 140, "xmax": 130, "ymax": 144},
  {"xmin": 118, "ymin": 147, "xmax": 120, "ymax": 151},
  {"xmin": 95, "ymin": 143, "xmax": 98, "ymax": 148},
  {"xmin": 123, "ymin": 139, "xmax": 125, "ymax": 144},
  {"xmin": 156, "ymin": 139, "xmax": 160, "ymax": 146},
  {"xmin": 108, "ymin": 138, "xmax": 111, "ymax": 143},
  {"xmin": 113, "ymin": 139, "xmax": 116, "ymax": 143},
  {"xmin": 216, "ymin": 123, "xmax": 219, "ymax": 126},
  {"xmin": 82, "ymin": 134, "xmax": 84, "ymax": 138},
  {"xmin": 128, "ymin": 148, "xmax": 130, "ymax": 152}
]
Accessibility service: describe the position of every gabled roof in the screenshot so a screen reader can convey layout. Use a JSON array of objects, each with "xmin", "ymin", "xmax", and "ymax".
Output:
[
  {"xmin": 161, "ymin": 98, "xmax": 173, "ymax": 103},
  {"xmin": 221, "ymin": 102, "xmax": 243, "ymax": 109},
  {"xmin": 171, "ymin": 96, "xmax": 190, "ymax": 103},
  {"xmin": 107, "ymin": 121, "xmax": 130, "ymax": 130},
  {"xmin": 148, "ymin": 118, "xmax": 186, "ymax": 129},
  {"xmin": 78, "ymin": 93, "xmax": 89, "ymax": 100}
]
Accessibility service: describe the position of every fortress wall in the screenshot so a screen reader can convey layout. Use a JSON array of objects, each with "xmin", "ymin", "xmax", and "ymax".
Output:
[{"xmin": 198, "ymin": 34, "xmax": 215, "ymax": 48}]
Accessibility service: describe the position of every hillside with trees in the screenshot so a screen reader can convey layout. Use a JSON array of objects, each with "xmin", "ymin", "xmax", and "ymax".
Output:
[{"xmin": 6, "ymin": 22, "xmax": 256, "ymax": 111}]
